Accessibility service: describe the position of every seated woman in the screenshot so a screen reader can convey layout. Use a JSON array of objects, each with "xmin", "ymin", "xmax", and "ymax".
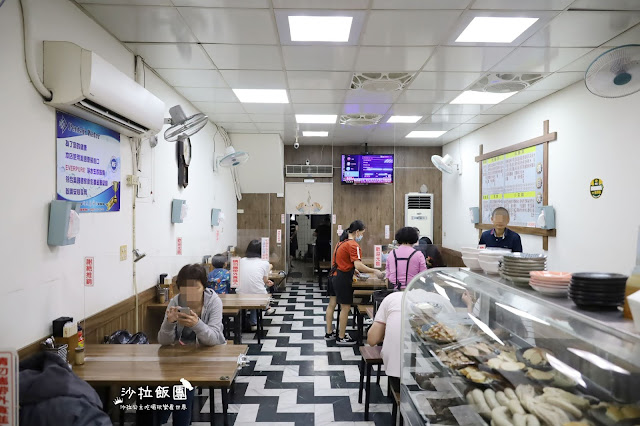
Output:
[
  {"xmin": 158, "ymin": 263, "xmax": 226, "ymax": 426},
  {"xmin": 237, "ymin": 240, "xmax": 275, "ymax": 330}
]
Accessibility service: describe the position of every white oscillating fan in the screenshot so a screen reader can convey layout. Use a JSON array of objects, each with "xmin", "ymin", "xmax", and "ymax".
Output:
[
  {"xmin": 585, "ymin": 44, "xmax": 640, "ymax": 98},
  {"xmin": 164, "ymin": 105, "xmax": 208, "ymax": 142},
  {"xmin": 218, "ymin": 146, "xmax": 249, "ymax": 168},
  {"xmin": 431, "ymin": 154, "xmax": 460, "ymax": 175}
]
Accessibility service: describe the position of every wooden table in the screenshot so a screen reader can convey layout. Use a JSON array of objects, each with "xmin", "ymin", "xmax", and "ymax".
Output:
[
  {"xmin": 352, "ymin": 279, "xmax": 388, "ymax": 289},
  {"xmin": 219, "ymin": 294, "xmax": 271, "ymax": 344},
  {"xmin": 76, "ymin": 344, "xmax": 248, "ymax": 425}
]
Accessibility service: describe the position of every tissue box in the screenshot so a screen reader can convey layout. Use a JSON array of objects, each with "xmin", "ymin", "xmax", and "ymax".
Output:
[{"xmin": 627, "ymin": 290, "xmax": 640, "ymax": 332}]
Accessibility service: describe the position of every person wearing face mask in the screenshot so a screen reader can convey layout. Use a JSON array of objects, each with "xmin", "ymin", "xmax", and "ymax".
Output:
[
  {"xmin": 325, "ymin": 220, "xmax": 385, "ymax": 345},
  {"xmin": 479, "ymin": 207, "xmax": 523, "ymax": 252},
  {"xmin": 158, "ymin": 263, "xmax": 226, "ymax": 426}
]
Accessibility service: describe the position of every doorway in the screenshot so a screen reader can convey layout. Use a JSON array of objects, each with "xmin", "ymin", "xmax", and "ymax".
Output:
[{"xmin": 289, "ymin": 214, "xmax": 332, "ymax": 281}]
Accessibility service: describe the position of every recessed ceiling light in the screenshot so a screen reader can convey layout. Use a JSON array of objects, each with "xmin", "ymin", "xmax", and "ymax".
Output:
[
  {"xmin": 289, "ymin": 16, "xmax": 353, "ymax": 42},
  {"xmin": 232, "ymin": 89, "xmax": 289, "ymax": 103},
  {"xmin": 456, "ymin": 17, "xmax": 538, "ymax": 43},
  {"xmin": 387, "ymin": 115, "xmax": 422, "ymax": 124},
  {"xmin": 450, "ymin": 91, "xmax": 517, "ymax": 105},
  {"xmin": 295, "ymin": 114, "xmax": 337, "ymax": 124},
  {"xmin": 406, "ymin": 131, "xmax": 447, "ymax": 138},
  {"xmin": 303, "ymin": 131, "xmax": 328, "ymax": 137}
]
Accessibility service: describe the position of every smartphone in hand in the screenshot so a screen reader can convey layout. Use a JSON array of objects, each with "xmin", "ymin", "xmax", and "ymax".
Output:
[{"xmin": 178, "ymin": 306, "xmax": 191, "ymax": 315}]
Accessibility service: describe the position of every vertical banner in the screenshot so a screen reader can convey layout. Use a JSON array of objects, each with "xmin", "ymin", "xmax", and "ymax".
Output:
[
  {"xmin": 84, "ymin": 257, "xmax": 94, "ymax": 287},
  {"xmin": 261, "ymin": 237, "xmax": 269, "ymax": 261},
  {"xmin": 385, "ymin": 225, "xmax": 390, "ymax": 239},
  {"xmin": 177, "ymin": 237, "xmax": 183, "ymax": 255},
  {"xmin": 216, "ymin": 230, "xmax": 220, "ymax": 242},
  {"xmin": 281, "ymin": 214, "xmax": 285, "ymax": 224},
  {"xmin": 0, "ymin": 350, "xmax": 18, "ymax": 426},
  {"xmin": 56, "ymin": 111, "xmax": 121, "ymax": 213},
  {"xmin": 276, "ymin": 229, "xmax": 282, "ymax": 244},
  {"xmin": 374, "ymin": 245, "xmax": 382, "ymax": 268},
  {"xmin": 332, "ymin": 214, "xmax": 336, "ymax": 224},
  {"xmin": 230, "ymin": 257, "xmax": 240, "ymax": 288},
  {"xmin": 337, "ymin": 224, "xmax": 343, "ymax": 236}
]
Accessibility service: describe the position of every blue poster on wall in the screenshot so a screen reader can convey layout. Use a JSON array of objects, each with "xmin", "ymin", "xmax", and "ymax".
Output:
[{"xmin": 56, "ymin": 111, "xmax": 121, "ymax": 213}]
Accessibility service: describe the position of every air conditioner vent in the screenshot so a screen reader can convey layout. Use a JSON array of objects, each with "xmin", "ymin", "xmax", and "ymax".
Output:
[
  {"xmin": 339, "ymin": 113, "xmax": 382, "ymax": 127},
  {"xmin": 351, "ymin": 72, "xmax": 414, "ymax": 92},
  {"xmin": 471, "ymin": 73, "xmax": 545, "ymax": 93},
  {"xmin": 286, "ymin": 165, "xmax": 333, "ymax": 178},
  {"xmin": 407, "ymin": 195, "xmax": 431, "ymax": 209}
]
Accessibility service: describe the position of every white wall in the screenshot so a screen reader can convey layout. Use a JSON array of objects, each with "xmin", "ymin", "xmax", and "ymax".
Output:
[
  {"xmin": 231, "ymin": 133, "xmax": 285, "ymax": 194},
  {"xmin": 442, "ymin": 82, "xmax": 640, "ymax": 274},
  {"xmin": 0, "ymin": 0, "xmax": 237, "ymax": 349}
]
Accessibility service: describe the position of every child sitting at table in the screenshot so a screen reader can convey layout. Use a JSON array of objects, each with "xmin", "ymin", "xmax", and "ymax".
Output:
[
  {"xmin": 158, "ymin": 263, "xmax": 226, "ymax": 426},
  {"xmin": 207, "ymin": 253, "xmax": 230, "ymax": 294}
]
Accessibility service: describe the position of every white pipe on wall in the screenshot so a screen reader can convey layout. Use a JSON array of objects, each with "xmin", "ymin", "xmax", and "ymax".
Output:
[{"xmin": 18, "ymin": 0, "xmax": 53, "ymax": 100}]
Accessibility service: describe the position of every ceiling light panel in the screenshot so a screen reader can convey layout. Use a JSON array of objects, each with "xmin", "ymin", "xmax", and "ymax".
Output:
[
  {"xmin": 303, "ymin": 131, "xmax": 329, "ymax": 137},
  {"xmin": 232, "ymin": 89, "xmax": 289, "ymax": 103},
  {"xmin": 450, "ymin": 91, "xmax": 517, "ymax": 104},
  {"xmin": 295, "ymin": 114, "xmax": 338, "ymax": 124},
  {"xmin": 388, "ymin": 116, "xmax": 422, "ymax": 123},
  {"xmin": 406, "ymin": 130, "xmax": 447, "ymax": 138},
  {"xmin": 456, "ymin": 17, "xmax": 538, "ymax": 43},
  {"xmin": 275, "ymin": 11, "xmax": 366, "ymax": 45}
]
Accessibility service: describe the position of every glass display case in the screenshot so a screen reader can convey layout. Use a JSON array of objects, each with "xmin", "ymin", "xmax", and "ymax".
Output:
[{"xmin": 400, "ymin": 268, "xmax": 640, "ymax": 426}]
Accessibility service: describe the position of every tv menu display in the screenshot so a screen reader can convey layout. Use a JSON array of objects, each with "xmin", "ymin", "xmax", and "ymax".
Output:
[{"xmin": 341, "ymin": 154, "xmax": 394, "ymax": 185}]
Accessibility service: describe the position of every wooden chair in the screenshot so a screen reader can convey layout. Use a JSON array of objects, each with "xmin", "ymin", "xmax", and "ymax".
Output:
[{"xmin": 358, "ymin": 346, "xmax": 383, "ymax": 421}]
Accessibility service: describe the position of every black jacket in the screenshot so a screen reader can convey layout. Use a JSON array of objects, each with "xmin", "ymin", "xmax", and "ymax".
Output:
[{"xmin": 19, "ymin": 352, "xmax": 112, "ymax": 426}]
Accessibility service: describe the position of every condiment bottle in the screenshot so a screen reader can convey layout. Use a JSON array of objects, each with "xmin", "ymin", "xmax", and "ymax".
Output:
[
  {"xmin": 75, "ymin": 347, "xmax": 85, "ymax": 365},
  {"xmin": 77, "ymin": 325, "xmax": 85, "ymax": 348},
  {"xmin": 623, "ymin": 227, "xmax": 640, "ymax": 319}
]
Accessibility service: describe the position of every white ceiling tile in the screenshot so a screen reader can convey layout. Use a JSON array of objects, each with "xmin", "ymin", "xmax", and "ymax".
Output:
[
  {"xmin": 480, "ymin": 103, "xmax": 527, "ymax": 114},
  {"xmin": 491, "ymin": 47, "xmax": 592, "ymax": 73},
  {"xmin": 502, "ymin": 89, "xmax": 558, "ymax": 103},
  {"xmin": 372, "ymin": 0, "xmax": 472, "ymax": 9},
  {"xmin": 255, "ymin": 123, "xmax": 285, "ymax": 132},
  {"xmin": 471, "ymin": 0, "xmax": 573, "ymax": 9},
  {"xmin": 289, "ymin": 90, "xmax": 346, "ymax": 104},
  {"xmin": 523, "ymin": 11, "xmax": 640, "ymax": 47},
  {"xmin": 452, "ymin": 123, "xmax": 485, "ymax": 135},
  {"xmin": 287, "ymin": 71, "xmax": 351, "ymax": 90},
  {"xmin": 175, "ymin": 87, "xmax": 238, "ymax": 102},
  {"xmin": 82, "ymin": 5, "xmax": 195, "ymax": 42},
  {"xmin": 219, "ymin": 70, "xmax": 287, "ymax": 89},
  {"xmin": 423, "ymin": 114, "xmax": 475, "ymax": 124},
  {"xmin": 273, "ymin": 0, "xmax": 368, "ymax": 8},
  {"xmin": 342, "ymin": 104, "xmax": 392, "ymax": 115},
  {"xmin": 414, "ymin": 122, "xmax": 460, "ymax": 131},
  {"xmin": 79, "ymin": 0, "xmax": 172, "ymax": 4},
  {"xmin": 604, "ymin": 24, "xmax": 640, "ymax": 46},
  {"xmin": 570, "ymin": 0, "xmax": 640, "ymax": 10},
  {"xmin": 558, "ymin": 48, "xmax": 607, "ymax": 72},
  {"xmin": 249, "ymin": 114, "xmax": 295, "ymax": 123},
  {"xmin": 217, "ymin": 122, "xmax": 258, "ymax": 132},
  {"xmin": 202, "ymin": 45, "xmax": 282, "ymax": 70},
  {"xmin": 424, "ymin": 47, "xmax": 515, "ymax": 72},
  {"xmin": 156, "ymin": 69, "xmax": 227, "ymax": 87},
  {"xmin": 173, "ymin": 0, "xmax": 268, "ymax": 6},
  {"xmin": 409, "ymin": 72, "xmax": 482, "ymax": 90},
  {"xmin": 344, "ymin": 89, "xmax": 401, "ymax": 104},
  {"xmin": 242, "ymin": 104, "xmax": 294, "ymax": 114},
  {"xmin": 361, "ymin": 11, "xmax": 462, "ymax": 46},
  {"xmin": 355, "ymin": 47, "xmax": 435, "ymax": 72},
  {"xmin": 208, "ymin": 113, "xmax": 251, "ymax": 122},
  {"xmin": 529, "ymin": 72, "xmax": 584, "ymax": 90},
  {"xmin": 293, "ymin": 104, "xmax": 343, "ymax": 114},
  {"xmin": 192, "ymin": 102, "xmax": 246, "ymax": 114},
  {"xmin": 435, "ymin": 104, "xmax": 493, "ymax": 115},
  {"xmin": 387, "ymin": 104, "xmax": 443, "ymax": 115},
  {"xmin": 126, "ymin": 43, "xmax": 213, "ymax": 69},
  {"xmin": 465, "ymin": 114, "xmax": 505, "ymax": 124},
  {"xmin": 178, "ymin": 8, "xmax": 277, "ymax": 44},
  {"xmin": 398, "ymin": 90, "xmax": 460, "ymax": 104},
  {"xmin": 367, "ymin": 128, "xmax": 414, "ymax": 143},
  {"xmin": 282, "ymin": 46, "xmax": 358, "ymax": 71},
  {"xmin": 333, "ymin": 125, "xmax": 375, "ymax": 139}
]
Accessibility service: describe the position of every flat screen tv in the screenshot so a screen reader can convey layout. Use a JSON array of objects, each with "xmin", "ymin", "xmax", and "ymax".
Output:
[{"xmin": 341, "ymin": 154, "xmax": 394, "ymax": 185}]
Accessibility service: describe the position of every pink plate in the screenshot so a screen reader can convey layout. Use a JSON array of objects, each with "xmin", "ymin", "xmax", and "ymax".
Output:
[
  {"xmin": 529, "ymin": 271, "xmax": 571, "ymax": 283},
  {"xmin": 529, "ymin": 279, "xmax": 569, "ymax": 288}
]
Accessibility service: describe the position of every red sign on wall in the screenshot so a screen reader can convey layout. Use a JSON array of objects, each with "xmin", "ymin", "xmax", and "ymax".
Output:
[
  {"xmin": 0, "ymin": 350, "xmax": 18, "ymax": 426},
  {"xmin": 231, "ymin": 257, "xmax": 240, "ymax": 288},
  {"xmin": 84, "ymin": 257, "xmax": 94, "ymax": 287},
  {"xmin": 374, "ymin": 245, "xmax": 382, "ymax": 268},
  {"xmin": 177, "ymin": 238, "xmax": 183, "ymax": 255}
]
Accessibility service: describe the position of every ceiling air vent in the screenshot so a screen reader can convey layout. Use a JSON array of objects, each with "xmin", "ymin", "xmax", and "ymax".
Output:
[
  {"xmin": 351, "ymin": 72, "xmax": 414, "ymax": 92},
  {"xmin": 339, "ymin": 113, "xmax": 382, "ymax": 127},
  {"xmin": 286, "ymin": 165, "xmax": 333, "ymax": 178},
  {"xmin": 470, "ymin": 73, "xmax": 545, "ymax": 93}
]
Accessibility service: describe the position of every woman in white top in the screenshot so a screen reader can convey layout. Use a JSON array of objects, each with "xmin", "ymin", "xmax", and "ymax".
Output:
[{"xmin": 238, "ymin": 240, "xmax": 275, "ymax": 328}]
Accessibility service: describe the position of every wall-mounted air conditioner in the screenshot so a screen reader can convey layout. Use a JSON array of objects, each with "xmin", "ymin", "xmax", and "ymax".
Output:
[
  {"xmin": 285, "ymin": 165, "xmax": 333, "ymax": 178},
  {"xmin": 43, "ymin": 41, "xmax": 165, "ymax": 137},
  {"xmin": 405, "ymin": 193, "xmax": 433, "ymax": 241}
]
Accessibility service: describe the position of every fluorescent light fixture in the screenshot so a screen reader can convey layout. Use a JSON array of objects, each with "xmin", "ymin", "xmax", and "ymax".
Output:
[
  {"xmin": 295, "ymin": 114, "xmax": 337, "ymax": 124},
  {"xmin": 496, "ymin": 303, "xmax": 550, "ymax": 326},
  {"xmin": 433, "ymin": 283, "xmax": 450, "ymax": 301},
  {"xmin": 468, "ymin": 313, "xmax": 504, "ymax": 346},
  {"xmin": 289, "ymin": 16, "xmax": 353, "ymax": 42},
  {"xmin": 547, "ymin": 354, "xmax": 587, "ymax": 388},
  {"xmin": 387, "ymin": 115, "xmax": 422, "ymax": 124},
  {"xmin": 450, "ymin": 90, "xmax": 517, "ymax": 104},
  {"xmin": 302, "ymin": 131, "xmax": 328, "ymax": 137},
  {"xmin": 406, "ymin": 130, "xmax": 447, "ymax": 138},
  {"xmin": 456, "ymin": 17, "xmax": 538, "ymax": 43},
  {"xmin": 567, "ymin": 348, "xmax": 631, "ymax": 375},
  {"xmin": 232, "ymin": 89, "xmax": 289, "ymax": 104}
]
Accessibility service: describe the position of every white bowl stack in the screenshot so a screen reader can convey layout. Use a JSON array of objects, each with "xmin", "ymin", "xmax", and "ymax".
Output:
[
  {"xmin": 478, "ymin": 249, "xmax": 511, "ymax": 274},
  {"xmin": 461, "ymin": 247, "xmax": 481, "ymax": 270}
]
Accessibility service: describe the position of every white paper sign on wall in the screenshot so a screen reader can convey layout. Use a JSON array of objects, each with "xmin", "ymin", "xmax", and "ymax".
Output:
[
  {"xmin": 374, "ymin": 245, "xmax": 382, "ymax": 268},
  {"xmin": 0, "ymin": 349, "xmax": 18, "ymax": 426},
  {"xmin": 84, "ymin": 257, "xmax": 94, "ymax": 287},
  {"xmin": 337, "ymin": 224, "xmax": 343, "ymax": 236},
  {"xmin": 261, "ymin": 237, "xmax": 269, "ymax": 260},
  {"xmin": 231, "ymin": 257, "xmax": 240, "ymax": 288},
  {"xmin": 277, "ymin": 229, "xmax": 282, "ymax": 244},
  {"xmin": 385, "ymin": 225, "xmax": 390, "ymax": 239},
  {"xmin": 281, "ymin": 214, "xmax": 285, "ymax": 224},
  {"xmin": 332, "ymin": 215, "xmax": 336, "ymax": 224}
]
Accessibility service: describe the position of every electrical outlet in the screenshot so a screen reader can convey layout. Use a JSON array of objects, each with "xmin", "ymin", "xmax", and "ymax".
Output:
[
  {"xmin": 120, "ymin": 245, "xmax": 127, "ymax": 261},
  {"xmin": 126, "ymin": 175, "xmax": 139, "ymax": 186}
]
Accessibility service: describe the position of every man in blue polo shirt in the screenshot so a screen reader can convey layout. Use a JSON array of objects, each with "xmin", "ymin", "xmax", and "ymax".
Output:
[{"xmin": 479, "ymin": 207, "xmax": 523, "ymax": 252}]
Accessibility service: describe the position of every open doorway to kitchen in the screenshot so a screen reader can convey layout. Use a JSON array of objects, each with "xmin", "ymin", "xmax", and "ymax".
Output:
[{"xmin": 289, "ymin": 214, "xmax": 332, "ymax": 281}]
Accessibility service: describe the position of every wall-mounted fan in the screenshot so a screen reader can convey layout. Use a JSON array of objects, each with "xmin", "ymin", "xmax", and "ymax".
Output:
[
  {"xmin": 163, "ymin": 105, "xmax": 208, "ymax": 188},
  {"xmin": 218, "ymin": 146, "xmax": 249, "ymax": 168},
  {"xmin": 431, "ymin": 154, "xmax": 460, "ymax": 175},
  {"xmin": 585, "ymin": 44, "xmax": 640, "ymax": 98}
]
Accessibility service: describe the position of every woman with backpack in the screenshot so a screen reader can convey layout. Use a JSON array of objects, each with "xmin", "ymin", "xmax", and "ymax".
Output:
[
  {"xmin": 324, "ymin": 220, "xmax": 385, "ymax": 345},
  {"xmin": 386, "ymin": 227, "xmax": 428, "ymax": 289}
]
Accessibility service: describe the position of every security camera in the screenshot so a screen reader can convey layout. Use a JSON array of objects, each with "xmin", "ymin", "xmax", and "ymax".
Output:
[
  {"xmin": 294, "ymin": 142, "xmax": 300, "ymax": 149},
  {"xmin": 305, "ymin": 159, "xmax": 310, "ymax": 166}
]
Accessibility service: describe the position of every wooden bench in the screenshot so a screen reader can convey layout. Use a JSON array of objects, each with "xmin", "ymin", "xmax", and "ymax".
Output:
[
  {"xmin": 391, "ymin": 384, "xmax": 403, "ymax": 426},
  {"xmin": 222, "ymin": 307, "xmax": 242, "ymax": 344},
  {"xmin": 359, "ymin": 346, "xmax": 383, "ymax": 421},
  {"xmin": 355, "ymin": 304, "xmax": 374, "ymax": 345},
  {"xmin": 317, "ymin": 261, "xmax": 332, "ymax": 290}
]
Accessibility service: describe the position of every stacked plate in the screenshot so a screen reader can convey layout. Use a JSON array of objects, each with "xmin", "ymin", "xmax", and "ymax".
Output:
[
  {"xmin": 461, "ymin": 247, "xmax": 481, "ymax": 270},
  {"xmin": 529, "ymin": 271, "xmax": 571, "ymax": 297},
  {"xmin": 499, "ymin": 253, "xmax": 547, "ymax": 286},
  {"xmin": 569, "ymin": 272, "xmax": 628, "ymax": 309},
  {"xmin": 478, "ymin": 249, "xmax": 511, "ymax": 275}
]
